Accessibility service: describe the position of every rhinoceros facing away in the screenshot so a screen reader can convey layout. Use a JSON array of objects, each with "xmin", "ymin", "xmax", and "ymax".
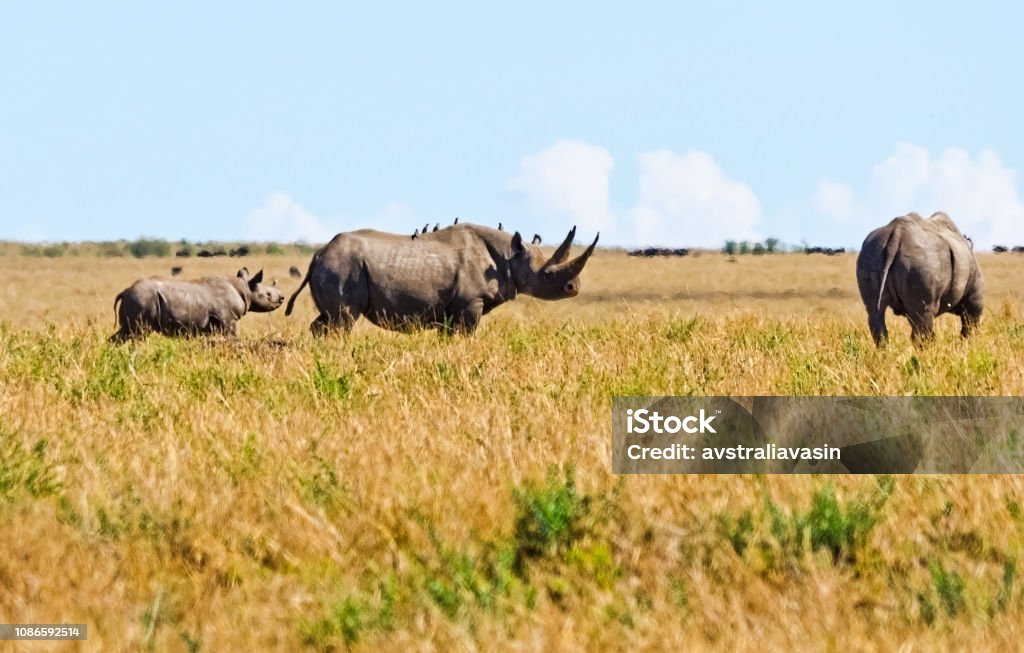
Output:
[
  {"xmin": 285, "ymin": 223, "xmax": 599, "ymax": 335},
  {"xmin": 110, "ymin": 268, "xmax": 285, "ymax": 341},
  {"xmin": 856, "ymin": 212, "xmax": 984, "ymax": 345}
]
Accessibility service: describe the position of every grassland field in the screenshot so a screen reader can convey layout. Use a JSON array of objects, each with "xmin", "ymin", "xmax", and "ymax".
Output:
[{"xmin": 2, "ymin": 247, "xmax": 1024, "ymax": 651}]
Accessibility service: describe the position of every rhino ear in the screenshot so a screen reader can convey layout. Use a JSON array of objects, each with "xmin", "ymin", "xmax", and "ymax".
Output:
[
  {"xmin": 249, "ymin": 269, "xmax": 264, "ymax": 288},
  {"xmin": 237, "ymin": 267, "xmax": 250, "ymax": 280},
  {"xmin": 510, "ymin": 232, "xmax": 525, "ymax": 257}
]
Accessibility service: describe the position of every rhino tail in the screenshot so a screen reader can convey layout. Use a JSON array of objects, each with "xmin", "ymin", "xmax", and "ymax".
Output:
[
  {"xmin": 876, "ymin": 226, "xmax": 902, "ymax": 311},
  {"xmin": 285, "ymin": 260, "xmax": 314, "ymax": 316},
  {"xmin": 113, "ymin": 290, "xmax": 125, "ymax": 328},
  {"xmin": 156, "ymin": 289, "xmax": 168, "ymax": 329}
]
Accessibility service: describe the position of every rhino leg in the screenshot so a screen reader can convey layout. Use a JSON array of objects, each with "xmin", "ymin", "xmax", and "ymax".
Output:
[
  {"xmin": 308, "ymin": 266, "xmax": 364, "ymax": 336},
  {"xmin": 958, "ymin": 303, "xmax": 982, "ymax": 338},
  {"xmin": 108, "ymin": 328, "xmax": 131, "ymax": 343},
  {"xmin": 437, "ymin": 299, "xmax": 483, "ymax": 336},
  {"xmin": 868, "ymin": 310, "xmax": 888, "ymax": 347},
  {"xmin": 109, "ymin": 318, "xmax": 137, "ymax": 343},
  {"xmin": 310, "ymin": 314, "xmax": 330, "ymax": 336},
  {"xmin": 907, "ymin": 303, "xmax": 937, "ymax": 345},
  {"xmin": 216, "ymin": 319, "xmax": 239, "ymax": 337},
  {"xmin": 957, "ymin": 288, "xmax": 983, "ymax": 338},
  {"xmin": 310, "ymin": 308, "xmax": 358, "ymax": 337},
  {"xmin": 959, "ymin": 314, "xmax": 980, "ymax": 338},
  {"xmin": 453, "ymin": 300, "xmax": 483, "ymax": 335}
]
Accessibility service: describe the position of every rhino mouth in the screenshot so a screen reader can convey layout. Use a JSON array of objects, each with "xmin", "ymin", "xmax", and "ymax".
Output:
[{"xmin": 548, "ymin": 280, "xmax": 579, "ymax": 298}]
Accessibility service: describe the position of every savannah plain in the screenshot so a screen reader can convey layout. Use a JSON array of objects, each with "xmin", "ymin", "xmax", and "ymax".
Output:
[{"xmin": 2, "ymin": 242, "xmax": 1024, "ymax": 652}]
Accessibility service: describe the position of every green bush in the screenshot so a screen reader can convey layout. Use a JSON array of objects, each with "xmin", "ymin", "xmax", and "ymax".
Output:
[
  {"xmin": 513, "ymin": 467, "xmax": 588, "ymax": 563},
  {"xmin": 128, "ymin": 238, "xmax": 171, "ymax": 258},
  {"xmin": 97, "ymin": 241, "xmax": 126, "ymax": 257}
]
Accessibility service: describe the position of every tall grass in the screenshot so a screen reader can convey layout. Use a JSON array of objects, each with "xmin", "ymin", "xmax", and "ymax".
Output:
[{"xmin": 1, "ymin": 251, "xmax": 1024, "ymax": 650}]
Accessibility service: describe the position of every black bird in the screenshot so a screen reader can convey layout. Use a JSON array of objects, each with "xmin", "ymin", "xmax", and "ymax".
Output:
[
  {"xmin": 422, "ymin": 223, "xmax": 429, "ymax": 233},
  {"xmin": 411, "ymin": 228, "xmax": 419, "ymax": 240},
  {"xmin": 498, "ymin": 222, "xmax": 503, "ymax": 231},
  {"xmin": 453, "ymin": 217, "xmax": 459, "ymax": 224},
  {"xmin": 432, "ymin": 223, "xmax": 439, "ymax": 232}
]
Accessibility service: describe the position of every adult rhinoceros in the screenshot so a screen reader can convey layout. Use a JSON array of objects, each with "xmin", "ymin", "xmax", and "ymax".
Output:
[
  {"xmin": 110, "ymin": 267, "xmax": 284, "ymax": 341},
  {"xmin": 856, "ymin": 212, "xmax": 984, "ymax": 345},
  {"xmin": 285, "ymin": 223, "xmax": 599, "ymax": 335}
]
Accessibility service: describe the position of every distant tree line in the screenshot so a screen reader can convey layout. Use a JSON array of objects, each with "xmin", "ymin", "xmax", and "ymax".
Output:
[
  {"xmin": 721, "ymin": 239, "xmax": 848, "ymax": 256},
  {"xmin": 7, "ymin": 238, "xmax": 318, "ymax": 258},
  {"xmin": 723, "ymin": 238, "xmax": 783, "ymax": 255},
  {"xmin": 625, "ymin": 238, "xmax": 832, "ymax": 257}
]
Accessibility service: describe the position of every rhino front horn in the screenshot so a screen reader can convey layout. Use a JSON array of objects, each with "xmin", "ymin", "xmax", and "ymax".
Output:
[{"xmin": 568, "ymin": 233, "xmax": 600, "ymax": 274}]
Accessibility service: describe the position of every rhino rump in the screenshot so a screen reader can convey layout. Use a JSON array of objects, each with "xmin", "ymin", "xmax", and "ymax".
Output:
[{"xmin": 855, "ymin": 213, "xmax": 983, "ymax": 345}]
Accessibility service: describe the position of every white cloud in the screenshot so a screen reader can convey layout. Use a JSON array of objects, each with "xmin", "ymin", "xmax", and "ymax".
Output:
[
  {"xmin": 629, "ymin": 150, "xmax": 762, "ymax": 247},
  {"xmin": 509, "ymin": 142, "xmax": 761, "ymax": 248},
  {"xmin": 367, "ymin": 200, "xmax": 419, "ymax": 235},
  {"xmin": 12, "ymin": 219, "xmax": 52, "ymax": 243},
  {"xmin": 814, "ymin": 179, "xmax": 855, "ymax": 224},
  {"xmin": 245, "ymin": 191, "xmax": 334, "ymax": 243},
  {"xmin": 244, "ymin": 192, "xmax": 419, "ymax": 244},
  {"xmin": 816, "ymin": 143, "xmax": 1024, "ymax": 248},
  {"xmin": 870, "ymin": 142, "xmax": 933, "ymax": 211},
  {"xmin": 507, "ymin": 140, "xmax": 615, "ymax": 232}
]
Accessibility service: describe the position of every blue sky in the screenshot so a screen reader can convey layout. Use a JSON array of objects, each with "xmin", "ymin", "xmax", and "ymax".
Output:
[{"xmin": 3, "ymin": 2, "xmax": 1024, "ymax": 249}]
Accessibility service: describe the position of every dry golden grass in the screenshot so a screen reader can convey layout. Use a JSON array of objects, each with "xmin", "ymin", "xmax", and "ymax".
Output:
[{"xmin": 1, "ymin": 248, "xmax": 1024, "ymax": 652}]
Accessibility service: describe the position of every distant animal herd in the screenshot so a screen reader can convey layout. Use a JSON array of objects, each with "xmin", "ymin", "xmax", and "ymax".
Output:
[
  {"xmin": 626, "ymin": 245, "xmax": 846, "ymax": 257},
  {"xmin": 176, "ymin": 245, "xmax": 250, "ymax": 258},
  {"xmin": 108, "ymin": 211, "xmax": 985, "ymax": 347}
]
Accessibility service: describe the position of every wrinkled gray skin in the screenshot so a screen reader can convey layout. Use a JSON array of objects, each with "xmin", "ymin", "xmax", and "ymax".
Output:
[
  {"xmin": 856, "ymin": 212, "xmax": 984, "ymax": 346},
  {"xmin": 110, "ymin": 268, "xmax": 285, "ymax": 342},
  {"xmin": 286, "ymin": 223, "xmax": 599, "ymax": 335}
]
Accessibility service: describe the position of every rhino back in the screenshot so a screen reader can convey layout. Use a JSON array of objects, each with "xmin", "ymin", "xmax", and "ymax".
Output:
[{"xmin": 150, "ymin": 277, "xmax": 245, "ymax": 329}]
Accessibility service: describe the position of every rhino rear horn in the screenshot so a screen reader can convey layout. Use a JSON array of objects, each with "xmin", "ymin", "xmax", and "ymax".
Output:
[{"xmin": 548, "ymin": 226, "xmax": 577, "ymax": 265}]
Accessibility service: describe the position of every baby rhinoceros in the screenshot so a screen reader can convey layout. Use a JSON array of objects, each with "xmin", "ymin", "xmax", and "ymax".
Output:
[{"xmin": 110, "ymin": 267, "xmax": 285, "ymax": 342}]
